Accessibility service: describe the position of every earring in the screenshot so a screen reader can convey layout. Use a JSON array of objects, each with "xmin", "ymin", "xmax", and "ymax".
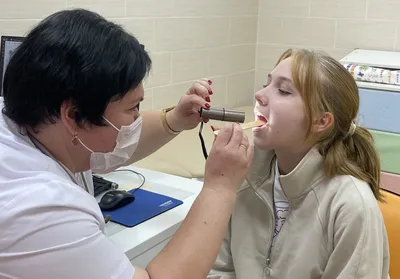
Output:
[{"xmin": 71, "ymin": 132, "xmax": 79, "ymax": 146}]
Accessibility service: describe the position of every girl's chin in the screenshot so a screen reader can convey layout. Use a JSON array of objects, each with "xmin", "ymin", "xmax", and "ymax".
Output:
[
  {"xmin": 253, "ymin": 136, "xmax": 273, "ymax": 150},
  {"xmin": 252, "ymin": 124, "xmax": 268, "ymax": 137}
]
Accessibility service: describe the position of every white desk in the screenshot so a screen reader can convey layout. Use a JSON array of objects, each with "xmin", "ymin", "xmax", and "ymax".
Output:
[{"xmin": 99, "ymin": 166, "xmax": 203, "ymax": 267}]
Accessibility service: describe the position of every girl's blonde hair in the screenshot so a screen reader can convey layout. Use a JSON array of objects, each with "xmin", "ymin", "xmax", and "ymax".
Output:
[{"xmin": 276, "ymin": 48, "xmax": 383, "ymax": 201}]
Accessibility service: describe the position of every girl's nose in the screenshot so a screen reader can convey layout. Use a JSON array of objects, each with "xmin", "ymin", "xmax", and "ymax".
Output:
[{"xmin": 255, "ymin": 90, "xmax": 267, "ymax": 106}]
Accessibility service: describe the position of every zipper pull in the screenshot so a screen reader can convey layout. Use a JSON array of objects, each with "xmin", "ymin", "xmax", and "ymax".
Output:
[
  {"xmin": 264, "ymin": 258, "xmax": 271, "ymax": 276},
  {"xmin": 263, "ymin": 265, "xmax": 271, "ymax": 276}
]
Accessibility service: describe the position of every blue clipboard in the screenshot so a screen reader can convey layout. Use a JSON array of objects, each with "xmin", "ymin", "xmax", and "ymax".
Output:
[{"xmin": 101, "ymin": 188, "xmax": 183, "ymax": 227}]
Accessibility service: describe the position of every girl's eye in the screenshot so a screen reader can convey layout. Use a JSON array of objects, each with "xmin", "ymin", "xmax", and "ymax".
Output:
[{"xmin": 278, "ymin": 89, "xmax": 291, "ymax": 95}]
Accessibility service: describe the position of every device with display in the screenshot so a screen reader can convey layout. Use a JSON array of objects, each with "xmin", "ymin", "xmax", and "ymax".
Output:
[{"xmin": 0, "ymin": 36, "xmax": 24, "ymax": 96}]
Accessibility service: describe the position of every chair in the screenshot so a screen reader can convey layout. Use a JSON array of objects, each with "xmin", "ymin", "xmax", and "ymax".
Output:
[{"xmin": 379, "ymin": 190, "xmax": 400, "ymax": 278}]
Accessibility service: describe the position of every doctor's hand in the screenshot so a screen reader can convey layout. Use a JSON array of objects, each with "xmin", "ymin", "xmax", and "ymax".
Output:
[
  {"xmin": 203, "ymin": 123, "xmax": 254, "ymax": 195},
  {"xmin": 165, "ymin": 78, "xmax": 213, "ymax": 132}
]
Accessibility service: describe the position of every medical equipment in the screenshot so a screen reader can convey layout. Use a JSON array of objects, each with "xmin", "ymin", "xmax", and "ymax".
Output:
[
  {"xmin": 199, "ymin": 107, "xmax": 246, "ymax": 123},
  {"xmin": 212, "ymin": 120, "xmax": 265, "ymax": 136},
  {"xmin": 198, "ymin": 107, "xmax": 264, "ymax": 159}
]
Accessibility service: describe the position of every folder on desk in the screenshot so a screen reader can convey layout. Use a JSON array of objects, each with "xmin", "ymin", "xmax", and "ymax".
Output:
[{"xmin": 101, "ymin": 188, "xmax": 183, "ymax": 227}]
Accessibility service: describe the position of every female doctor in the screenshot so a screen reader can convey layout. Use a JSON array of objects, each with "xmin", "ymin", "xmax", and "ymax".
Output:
[{"xmin": 0, "ymin": 9, "xmax": 254, "ymax": 279}]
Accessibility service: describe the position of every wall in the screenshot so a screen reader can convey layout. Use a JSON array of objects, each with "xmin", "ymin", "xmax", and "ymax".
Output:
[
  {"xmin": 0, "ymin": 0, "xmax": 259, "ymax": 111},
  {"xmin": 255, "ymin": 0, "xmax": 400, "ymax": 91}
]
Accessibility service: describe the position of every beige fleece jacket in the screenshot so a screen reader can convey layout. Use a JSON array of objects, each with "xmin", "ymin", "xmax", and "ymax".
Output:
[{"xmin": 207, "ymin": 147, "xmax": 390, "ymax": 279}]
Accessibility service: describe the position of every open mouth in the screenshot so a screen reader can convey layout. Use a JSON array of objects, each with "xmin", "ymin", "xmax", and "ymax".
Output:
[
  {"xmin": 254, "ymin": 110, "xmax": 268, "ymax": 131},
  {"xmin": 256, "ymin": 114, "xmax": 268, "ymax": 123}
]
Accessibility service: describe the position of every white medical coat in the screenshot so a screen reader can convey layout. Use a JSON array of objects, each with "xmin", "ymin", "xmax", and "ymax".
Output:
[{"xmin": 0, "ymin": 98, "xmax": 135, "ymax": 279}]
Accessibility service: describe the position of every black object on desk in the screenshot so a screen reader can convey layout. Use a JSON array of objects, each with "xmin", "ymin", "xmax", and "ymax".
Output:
[
  {"xmin": 99, "ymin": 190, "xmax": 135, "ymax": 211},
  {"xmin": 93, "ymin": 175, "xmax": 118, "ymax": 196}
]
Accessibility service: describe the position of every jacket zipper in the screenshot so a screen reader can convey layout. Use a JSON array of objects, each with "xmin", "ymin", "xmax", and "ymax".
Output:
[
  {"xmin": 255, "ymin": 189, "xmax": 292, "ymax": 275},
  {"xmin": 254, "ymin": 190, "xmax": 275, "ymax": 270}
]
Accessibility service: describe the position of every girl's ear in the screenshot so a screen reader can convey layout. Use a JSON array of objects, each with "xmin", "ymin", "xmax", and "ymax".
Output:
[{"xmin": 313, "ymin": 112, "xmax": 334, "ymax": 133}]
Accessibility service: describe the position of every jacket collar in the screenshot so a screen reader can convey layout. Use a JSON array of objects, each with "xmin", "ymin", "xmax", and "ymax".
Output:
[{"xmin": 246, "ymin": 147, "xmax": 325, "ymax": 200}]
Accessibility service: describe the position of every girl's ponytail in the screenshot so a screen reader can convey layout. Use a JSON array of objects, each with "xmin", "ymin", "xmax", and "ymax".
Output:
[{"xmin": 321, "ymin": 124, "xmax": 383, "ymax": 201}]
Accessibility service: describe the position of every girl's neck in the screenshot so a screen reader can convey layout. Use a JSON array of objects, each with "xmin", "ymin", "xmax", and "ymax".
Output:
[{"xmin": 275, "ymin": 147, "xmax": 312, "ymax": 175}]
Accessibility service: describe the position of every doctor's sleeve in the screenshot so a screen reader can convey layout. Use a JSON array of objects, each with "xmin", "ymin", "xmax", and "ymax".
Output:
[
  {"xmin": 207, "ymin": 219, "xmax": 237, "ymax": 279},
  {"xmin": 321, "ymin": 198, "xmax": 390, "ymax": 279},
  {"xmin": 3, "ymin": 222, "xmax": 135, "ymax": 279},
  {"xmin": 0, "ymin": 190, "xmax": 135, "ymax": 279}
]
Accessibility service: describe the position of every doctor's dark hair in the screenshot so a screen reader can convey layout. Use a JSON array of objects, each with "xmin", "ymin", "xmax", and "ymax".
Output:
[{"xmin": 2, "ymin": 9, "xmax": 151, "ymax": 128}]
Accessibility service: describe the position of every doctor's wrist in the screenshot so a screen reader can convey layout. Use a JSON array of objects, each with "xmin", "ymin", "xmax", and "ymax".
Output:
[{"xmin": 164, "ymin": 107, "xmax": 184, "ymax": 134}]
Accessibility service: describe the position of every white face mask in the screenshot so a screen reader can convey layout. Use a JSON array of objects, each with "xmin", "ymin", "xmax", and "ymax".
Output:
[{"xmin": 79, "ymin": 115, "xmax": 142, "ymax": 172}]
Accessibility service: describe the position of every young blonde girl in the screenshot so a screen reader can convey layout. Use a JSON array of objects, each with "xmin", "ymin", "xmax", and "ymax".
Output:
[{"xmin": 207, "ymin": 49, "xmax": 390, "ymax": 279}]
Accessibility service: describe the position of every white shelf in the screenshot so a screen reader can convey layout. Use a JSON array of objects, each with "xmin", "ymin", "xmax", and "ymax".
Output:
[
  {"xmin": 340, "ymin": 49, "xmax": 400, "ymax": 70},
  {"xmin": 340, "ymin": 49, "xmax": 400, "ymax": 92},
  {"xmin": 355, "ymin": 81, "xmax": 400, "ymax": 92}
]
